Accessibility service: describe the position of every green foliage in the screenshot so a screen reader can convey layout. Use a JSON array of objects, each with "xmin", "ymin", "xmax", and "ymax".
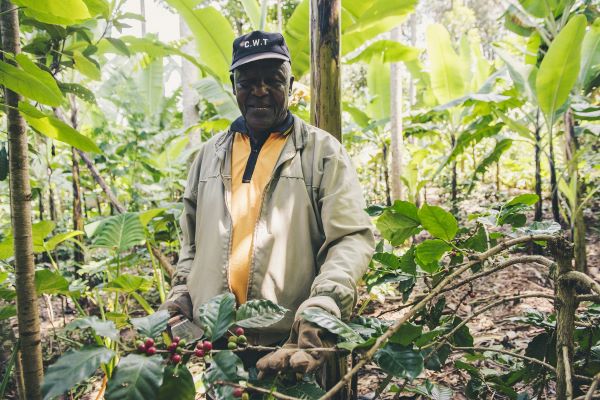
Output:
[
  {"xmin": 235, "ymin": 299, "xmax": 288, "ymax": 328},
  {"xmin": 34, "ymin": 270, "xmax": 69, "ymax": 295},
  {"xmin": 376, "ymin": 201, "xmax": 422, "ymax": 246},
  {"xmin": 415, "ymin": 239, "xmax": 451, "ymax": 273},
  {"xmin": 41, "ymin": 346, "xmax": 115, "ymax": 400},
  {"xmin": 66, "ymin": 316, "xmax": 119, "ymax": 340},
  {"xmin": 536, "ymin": 15, "xmax": 587, "ymax": 125},
  {"xmin": 302, "ymin": 308, "xmax": 363, "ymax": 343},
  {"xmin": 198, "ymin": 292, "xmax": 236, "ymax": 341},
  {"xmin": 157, "ymin": 365, "xmax": 195, "ymax": 400},
  {"xmin": 418, "ymin": 204, "xmax": 458, "ymax": 241},
  {"xmin": 203, "ymin": 351, "xmax": 248, "ymax": 399},
  {"xmin": 91, "ymin": 213, "xmax": 145, "ymax": 253},
  {"xmin": 375, "ymin": 343, "xmax": 424, "ymax": 379},
  {"xmin": 425, "ymin": 24, "xmax": 466, "ymax": 104},
  {"xmin": 0, "ymin": 59, "xmax": 64, "ymax": 107},
  {"xmin": 105, "ymin": 354, "xmax": 165, "ymax": 400},
  {"xmin": 131, "ymin": 310, "xmax": 170, "ymax": 339}
]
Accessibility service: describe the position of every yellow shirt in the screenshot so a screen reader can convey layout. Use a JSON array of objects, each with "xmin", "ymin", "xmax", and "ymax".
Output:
[{"xmin": 229, "ymin": 132, "xmax": 287, "ymax": 304}]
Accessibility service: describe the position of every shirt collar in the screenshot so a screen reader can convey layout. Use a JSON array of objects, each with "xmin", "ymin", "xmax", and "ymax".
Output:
[{"xmin": 230, "ymin": 111, "xmax": 294, "ymax": 137}]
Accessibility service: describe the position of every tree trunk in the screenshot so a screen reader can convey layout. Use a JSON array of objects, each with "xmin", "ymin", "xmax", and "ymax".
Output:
[
  {"xmin": 69, "ymin": 101, "xmax": 85, "ymax": 263},
  {"xmin": 451, "ymin": 133, "xmax": 457, "ymax": 208},
  {"xmin": 564, "ymin": 109, "xmax": 586, "ymax": 273},
  {"xmin": 382, "ymin": 143, "xmax": 391, "ymax": 206},
  {"xmin": 390, "ymin": 27, "xmax": 404, "ymax": 202},
  {"xmin": 179, "ymin": 16, "xmax": 200, "ymax": 147},
  {"xmin": 1, "ymin": 2, "xmax": 44, "ymax": 398},
  {"xmin": 534, "ymin": 111, "xmax": 543, "ymax": 221},
  {"xmin": 310, "ymin": 0, "xmax": 341, "ymax": 141},
  {"xmin": 548, "ymin": 130, "xmax": 561, "ymax": 223},
  {"xmin": 551, "ymin": 237, "xmax": 576, "ymax": 400}
]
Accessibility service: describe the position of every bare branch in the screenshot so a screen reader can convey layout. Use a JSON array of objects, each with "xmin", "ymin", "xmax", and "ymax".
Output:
[
  {"xmin": 216, "ymin": 380, "xmax": 300, "ymax": 400},
  {"xmin": 561, "ymin": 271, "xmax": 600, "ymax": 297},
  {"xmin": 563, "ymin": 346, "xmax": 573, "ymax": 400},
  {"xmin": 452, "ymin": 345, "xmax": 557, "ymax": 373}
]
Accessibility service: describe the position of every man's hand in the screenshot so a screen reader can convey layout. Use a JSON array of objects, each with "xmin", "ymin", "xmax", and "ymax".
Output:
[
  {"xmin": 256, "ymin": 312, "xmax": 333, "ymax": 375},
  {"xmin": 158, "ymin": 291, "xmax": 194, "ymax": 321}
]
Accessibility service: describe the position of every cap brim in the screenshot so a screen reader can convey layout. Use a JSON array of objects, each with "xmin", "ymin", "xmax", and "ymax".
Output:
[{"xmin": 230, "ymin": 52, "xmax": 290, "ymax": 71}]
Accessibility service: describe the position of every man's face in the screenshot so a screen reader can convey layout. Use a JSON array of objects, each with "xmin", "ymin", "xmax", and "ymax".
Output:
[{"xmin": 232, "ymin": 59, "xmax": 294, "ymax": 132}]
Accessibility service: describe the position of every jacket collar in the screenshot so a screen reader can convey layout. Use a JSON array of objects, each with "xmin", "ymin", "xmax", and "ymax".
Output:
[{"xmin": 214, "ymin": 112, "xmax": 306, "ymax": 159}]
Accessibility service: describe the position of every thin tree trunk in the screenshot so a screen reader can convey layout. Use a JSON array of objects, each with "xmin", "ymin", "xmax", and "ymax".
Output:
[
  {"xmin": 1, "ymin": 2, "xmax": 44, "ymax": 398},
  {"xmin": 310, "ymin": 0, "xmax": 341, "ymax": 141},
  {"xmin": 140, "ymin": 0, "xmax": 146, "ymax": 36},
  {"xmin": 69, "ymin": 101, "xmax": 84, "ymax": 263},
  {"xmin": 382, "ymin": 143, "xmax": 391, "ymax": 206},
  {"xmin": 564, "ymin": 109, "xmax": 586, "ymax": 273},
  {"xmin": 534, "ymin": 110, "xmax": 543, "ymax": 221},
  {"xmin": 37, "ymin": 189, "xmax": 44, "ymax": 221},
  {"xmin": 179, "ymin": 16, "xmax": 200, "ymax": 147},
  {"xmin": 495, "ymin": 162, "xmax": 500, "ymax": 193},
  {"xmin": 390, "ymin": 27, "xmax": 404, "ymax": 202},
  {"xmin": 451, "ymin": 133, "xmax": 457, "ymax": 208},
  {"xmin": 552, "ymin": 237, "xmax": 576, "ymax": 400},
  {"xmin": 548, "ymin": 129, "xmax": 561, "ymax": 223}
]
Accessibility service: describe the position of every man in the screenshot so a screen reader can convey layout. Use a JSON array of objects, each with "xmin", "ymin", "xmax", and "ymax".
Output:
[{"xmin": 161, "ymin": 30, "xmax": 374, "ymax": 381}]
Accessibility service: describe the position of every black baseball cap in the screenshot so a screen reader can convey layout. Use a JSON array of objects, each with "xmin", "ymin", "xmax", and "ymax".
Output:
[{"xmin": 230, "ymin": 30, "xmax": 291, "ymax": 71}]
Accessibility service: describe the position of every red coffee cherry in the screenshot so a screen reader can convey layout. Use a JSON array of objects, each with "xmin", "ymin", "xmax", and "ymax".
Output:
[
  {"xmin": 202, "ymin": 341, "xmax": 213, "ymax": 351},
  {"xmin": 144, "ymin": 338, "xmax": 155, "ymax": 347},
  {"xmin": 233, "ymin": 387, "xmax": 244, "ymax": 398},
  {"xmin": 234, "ymin": 327, "xmax": 245, "ymax": 336},
  {"xmin": 171, "ymin": 354, "xmax": 182, "ymax": 364},
  {"xmin": 146, "ymin": 346, "xmax": 157, "ymax": 355}
]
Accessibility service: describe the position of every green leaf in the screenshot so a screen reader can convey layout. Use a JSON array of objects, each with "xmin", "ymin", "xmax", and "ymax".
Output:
[
  {"xmin": 450, "ymin": 317, "xmax": 473, "ymax": 347},
  {"xmin": 240, "ymin": 0, "xmax": 260, "ymax": 30},
  {"xmin": 462, "ymin": 225, "xmax": 488, "ymax": 252},
  {"xmin": 346, "ymin": 40, "xmax": 420, "ymax": 64},
  {"xmin": 195, "ymin": 77, "xmax": 240, "ymax": 121},
  {"xmin": 44, "ymin": 230, "xmax": 84, "ymax": 252},
  {"xmin": 506, "ymin": 194, "xmax": 539, "ymax": 206},
  {"xmin": 390, "ymin": 322, "xmax": 423, "ymax": 346},
  {"xmin": 58, "ymin": 82, "xmax": 97, "ymax": 104},
  {"xmin": 105, "ymin": 274, "xmax": 153, "ymax": 294},
  {"xmin": 91, "ymin": 213, "xmax": 145, "ymax": 252},
  {"xmin": 578, "ymin": 19, "xmax": 600, "ymax": 92},
  {"xmin": 343, "ymin": 102, "xmax": 371, "ymax": 129},
  {"xmin": 42, "ymin": 346, "xmax": 115, "ymax": 400},
  {"xmin": 468, "ymin": 139, "xmax": 513, "ymax": 191},
  {"xmin": 15, "ymin": 54, "xmax": 65, "ymax": 104},
  {"xmin": 0, "ymin": 287, "xmax": 16, "ymax": 301},
  {"xmin": 0, "ymin": 305, "xmax": 16, "ymax": 320},
  {"xmin": 12, "ymin": 0, "xmax": 91, "ymax": 25},
  {"xmin": 426, "ymin": 24, "xmax": 466, "ymax": 105},
  {"xmin": 416, "ymin": 240, "xmax": 451, "ymax": 270},
  {"xmin": 105, "ymin": 354, "xmax": 165, "ymax": 400},
  {"xmin": 375, "ymin": 343, "xmax": 424, "ymax": 380},
  {"xmin": 399, "ymin": 247, "xmax": 417, "ymax": 275},
  {"xmin": 536, "ymin": 15, "xmax": 587, "ymax": 124},
  {"xmin": 105, "ymin": 37, "xmax": 131, "ymax": 57},
  {"xmin": 418, "ymin": 204, "xmax": 458, "ymax": 241},
  {"xmin": 66, "ymin": 316, "xmax": 119, "ymax": 340},
  {"xmin": 157, "ymin": 365, "xmax": 195, "ymax": 400},
  {"xmin": 165, "ymin": 1, "xmax": 234, "ymax": 83},
  {"xmin": 235, "ymin": 299, "xmax": 288, "ymax": 328},
  {"xmin": 73, "ymin": 51, "xmax": 101, "ymax": 80},
  {"xmin": 301, "ymin": 308, "xmax": 363, "ymax": 343},
  {"xmin": 138, "ymin": 57, "xmax": 164, "ymax": 123},
  {"xmin": 367, "ymin": 51, "xmax": 391, "ymax": 120},
  {"xmin": 138, "ymin": 208, "xmax": 166, "ymax": 228},
  {"xmin": 373, "ymin": 252, "xmax": 400, "ymax": 269},
  {"xmin": 35, "ymin": 269, "xmax": 69, "ymax": 295},
  {"xmin": 376, "ymin": 201, "xmax": 422, "ymax": 246},
  {"xmin": 203, "ymin": 351, "xmax": 248, "ymax": 399},
  {"xmin": 198, "ymin": 292, "xmax": 236, "ymax": 341},
  {"xmin": 19, "ymin": 103, "xmax": 101, "ymax": 153},
  {"xmin": 0, "ymin": 59, "xmax": 64, "ymax": 106}
]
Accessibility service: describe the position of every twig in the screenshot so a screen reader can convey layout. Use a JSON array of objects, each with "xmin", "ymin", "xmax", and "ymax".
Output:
[
  {"xmin": 216, "ymin": 380, "xmax": 300, "ymax": 400},
  {"xmin": 441, "ymin": 255, "xmax": 554, "ymax": 294},
  {"xmin": 451, "ymin": 345, "xmax": 557, "ymax": 373},
  {"xmin": 422, "ymin": 292, "xmax": 555, "ymax": 351},
  {"xmin": 583, "ymin": 372, "xmax": 600, "ymax": 400},
  {"xmin": 577, "ymin": 294, "xmax": 600, "ymax": 303},
  {"xmin": 563, "ymin": 346, "xmax": 573, "ymax": 400}
]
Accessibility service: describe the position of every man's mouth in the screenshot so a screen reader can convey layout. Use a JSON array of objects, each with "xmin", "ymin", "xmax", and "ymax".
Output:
[{"xmin": 248, "ymin": 105, "xmax": 271, "ymax": 110}]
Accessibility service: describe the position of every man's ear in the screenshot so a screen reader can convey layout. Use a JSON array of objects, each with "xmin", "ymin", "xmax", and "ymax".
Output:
[
  {"xmin": 230, "ymin": 73, "xmax": 236, "ymax": 95},
  {"xmin": 289, "ymin": 76, "xmax": 295, "ymax": 96}
]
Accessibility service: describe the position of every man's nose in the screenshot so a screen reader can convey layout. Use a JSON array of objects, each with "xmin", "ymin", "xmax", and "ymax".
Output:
[{"xmin": 251, "ymin": 80, "xmax": 268, "ymax": 96}]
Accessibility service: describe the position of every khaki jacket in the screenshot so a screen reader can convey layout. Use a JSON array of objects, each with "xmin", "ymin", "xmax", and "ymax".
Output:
[{"xmin": 168, "ymin": 116, "xmax": 375, "ymax": 344}]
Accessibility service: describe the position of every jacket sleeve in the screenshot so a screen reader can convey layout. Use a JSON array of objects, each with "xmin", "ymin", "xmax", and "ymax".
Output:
[
  {"xmin": 295, "ymin": 143, "xmax": 375, "ymax": 321},
  {"xmin": 165, "ymin": 148, "xmax": 204, "ymax": 302}
]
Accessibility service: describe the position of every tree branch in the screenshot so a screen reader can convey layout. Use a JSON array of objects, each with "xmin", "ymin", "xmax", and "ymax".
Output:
[
  {"xmin": 216, "ymin": 380, "xmax": 300, "ymax": 400},
  {"xmin": 563, "ymin": 346, "xmax": 573, "ymax": 400},
  {"xmin": 561, "ymin": 271, "xmax": 600, "ymax": 297},
  {"xmin": 452, "ymin": 345, "xmax": 557, "ymax": 373}
]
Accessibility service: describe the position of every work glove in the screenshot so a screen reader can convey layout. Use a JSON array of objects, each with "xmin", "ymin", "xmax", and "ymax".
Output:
[
  {"xmin": 158, "ymin": 287, "xmax": 193, "ymax": 321},
  {"xmin": 256, "ymin": 311, "xmax": 334, "ymax": 375}
]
